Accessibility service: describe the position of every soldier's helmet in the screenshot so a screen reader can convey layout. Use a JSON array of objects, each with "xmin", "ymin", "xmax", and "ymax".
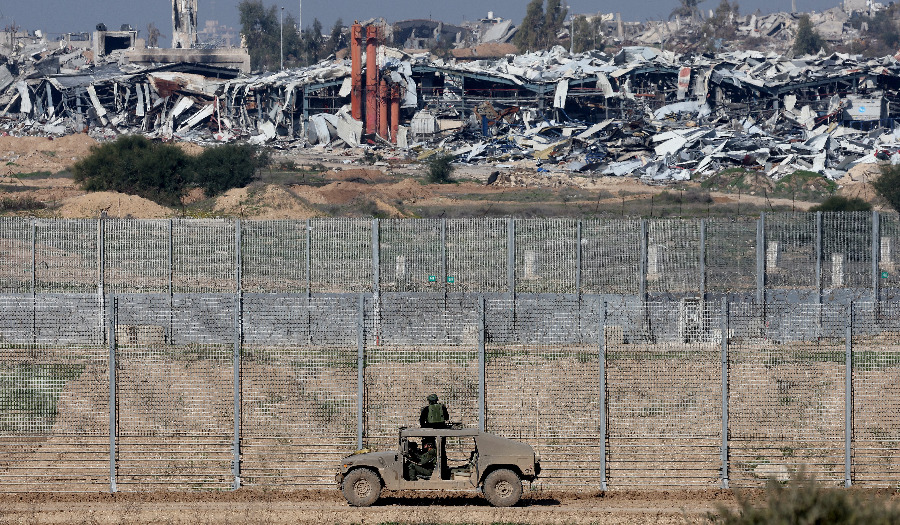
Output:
[{"xmin": 427, "ymin": 393, "xmax": 439, "ymax": 403}]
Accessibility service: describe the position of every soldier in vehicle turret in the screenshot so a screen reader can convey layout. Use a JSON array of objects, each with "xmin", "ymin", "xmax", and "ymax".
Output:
[{"xmin": 419, "ymin": 393, "xmax": 450, "ymax": 428}]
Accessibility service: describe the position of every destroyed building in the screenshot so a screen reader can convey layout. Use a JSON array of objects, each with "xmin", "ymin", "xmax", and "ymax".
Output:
[{"xmin": 3, "ymin": 15, "xmax": 900, "ymax": 186}]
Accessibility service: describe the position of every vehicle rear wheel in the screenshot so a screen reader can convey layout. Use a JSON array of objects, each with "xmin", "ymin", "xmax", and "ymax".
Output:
[
  {"xmin": 482, "ymin": 468, "xmax": 522, "ymax": 507},
  {"xmin": 342, "ymin": 468, "xmax": 382, "ymax": 507}
]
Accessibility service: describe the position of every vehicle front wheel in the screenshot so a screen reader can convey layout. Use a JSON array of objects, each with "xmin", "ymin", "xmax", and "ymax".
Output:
[
  {"xmin": 482, "ymin": 468, "xmax": 522, "ymax": 507},
  {"xmin": 342, "ymin": 468, "xmax": 382, "ymax": 507}
]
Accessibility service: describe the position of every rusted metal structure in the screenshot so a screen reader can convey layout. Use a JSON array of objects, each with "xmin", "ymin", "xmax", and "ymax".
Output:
[{"xmin": 350, "ymin": 22, "xmax": 363, "ymax": 121}]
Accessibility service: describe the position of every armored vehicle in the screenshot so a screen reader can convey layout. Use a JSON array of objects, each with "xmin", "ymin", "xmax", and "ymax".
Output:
[{"xmin": 336, "ymin": 427, "xmax": 541, "ymax": 507}]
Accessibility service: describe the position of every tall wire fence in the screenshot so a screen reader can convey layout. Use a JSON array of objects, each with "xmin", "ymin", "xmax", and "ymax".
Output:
[{"xmin": 1, "ymin": 215, "xmax": 899, "ymax": 492}]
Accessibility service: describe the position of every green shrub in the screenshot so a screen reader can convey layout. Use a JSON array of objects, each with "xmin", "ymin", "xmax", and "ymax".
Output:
[
  {"xmin": 709, "ymin": 471, "xmax": 900, "ymax": 524},
  {"xmin": 810, "ymin": 196, "xmax": 872, "ymax": 212},
  {"xmin": 71, "ymin": 136, "xmax": 190, "ymax": 206},
  {"xmin": 426, "ymin": 153, "xmax": 455, "ymax": 184},
  {"xmin": 71, "ymin": 136, "xmax": 266, "ymax": 206},
  {"xmin": 0, "ymin": 196, "xmax": 46, "ymax": 211},
  {"xmin": 193, "ymin": 144, "xmax": 266, "ymax": 197},
  {"xmin": 873, "ymin": 164, "xmax": 900, "ymax": 213}
]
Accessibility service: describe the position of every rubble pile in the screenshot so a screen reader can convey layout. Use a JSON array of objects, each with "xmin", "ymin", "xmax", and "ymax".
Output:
[{"xmin": 2, "ymin": 35, "xmax": 900, "ymax": 185}]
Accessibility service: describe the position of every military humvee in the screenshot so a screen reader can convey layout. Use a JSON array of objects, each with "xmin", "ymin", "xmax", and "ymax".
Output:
[{"xmin": 336, "ymin": 427, "xmax": 541, "ymax": 507}]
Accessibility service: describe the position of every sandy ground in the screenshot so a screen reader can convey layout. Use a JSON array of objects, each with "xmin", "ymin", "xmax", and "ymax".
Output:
[
  {"xmin": 0, "ymin": 489, "xmax": 741, "ymax": 524},
  {"xmin": 0, "ymin": 135, "xmax": 884, "ymax": 219}
]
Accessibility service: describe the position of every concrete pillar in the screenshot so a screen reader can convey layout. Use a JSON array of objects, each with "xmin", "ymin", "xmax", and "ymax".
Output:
[
  {"xmin": 350, "ymin": 22, "xmax": 363, "ymax": 121},
  {"xmin": 378, "ymin": 78, "xmax": 389, "ymax": 139},
  {"xmin": 365, "ymin": 26, "xmax": 378, "ymax": 135},
  {"xmin": 390, "ymin": 84, "xmax": 401, "ymax": 144}
]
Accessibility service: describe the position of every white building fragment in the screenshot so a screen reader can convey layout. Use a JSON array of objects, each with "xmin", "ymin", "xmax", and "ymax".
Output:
[{"xmin": 4, "ymin": 25, "xmax": 900, "ymax": 185}]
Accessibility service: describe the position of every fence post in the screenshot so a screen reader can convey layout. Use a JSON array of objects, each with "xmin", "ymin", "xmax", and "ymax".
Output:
[
  {"xmin": 816, "ymin": 210, "xmax": 822, "ymax": 288},
  {"xmin": 639, "ymin": 220, "xmax": 648, "ymax": 302},
  {"xmin": 507, "ymin": 219, "xmax": 515, "ymax": 297},
  {"xmin": 305, "ymin": 219, "xmax": 311, "ymax": 299},
  {"xmin": 31, "ymin": 218, "xmax": 36, "ymax": 295},
  {"xmin": 700, "ymin": 219, "xmax": 706, "ymax": 301},
  {"xmin": 478, "ymin": 295, "xmax": 486, "ymax": 432},
  {"xmin": 576, "ymin": 221, "xmax": 582, "ymax": 296},
  {"xmin": 31, "ymin": 219, "xmax": 36, "ymax": 344},
  {"xmin": 756, "ymin": 213, "xmax": 765, "ymax": 304},
  {"xmin": 372, "ymin": 219, "xmax": 380, "ymax": 295},
  {"xmin": 845, "ymin": 302, "xmax": 853, "ymax": 487},
  {"xmin": 98, "ymin": 215, "xmax": 106, "ymax": 345},
  {"xmin": 599, "ymin": 300, "xmax": 607, "ymax": 491},
  {"xmin": 107, "ymin": 295, "xmax": 117, "ymax": 493},
  {"xmin": 872, "ymin": 211, "xmax": 880, "ymax": 302},
  {"xmin": 372, "ymin": 219, "xmax": 381, "ymax": 345},
  {"xmin": 720, "ymin": 297, "xmax": 729, "ymax": 489},
  {"xmin": 232, "ymin": 219, "xmax": 242, "ymax": 490},
  {"xmin": 168, "ymin": 219, "xmax": 174, "ymax": 344},
  {"xmin": 441, "ymin": 218, "xmax": 448, "ymax": 300},
  {"xmin": 357, "ymin": 293, "xmax": 365, "ymax": 449}
]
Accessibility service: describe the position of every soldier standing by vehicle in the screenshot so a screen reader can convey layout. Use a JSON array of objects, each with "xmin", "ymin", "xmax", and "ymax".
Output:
[{"xmin": 419, "ymin": 394, "xmax": 450, "ymax": 428}]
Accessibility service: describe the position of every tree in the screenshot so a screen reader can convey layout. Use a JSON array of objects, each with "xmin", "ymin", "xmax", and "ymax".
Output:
[
  {"xmin": 793, "ymin": 14, "xmax": 827, "ymax": 55},
  {"xmin": 146, "ymin": 23, "xmax": 162, "ymax": 48},
  {"xmin": 873, "ymin": 164, "xmax": 900, "ymax": 213},
  {"xmin": 670, "ymin": 0, "xmax": 704, "ymax": 21},
  {"xmin": 698, "ymin": 0, "xmax": 739, "ymax": 51},
  {"xmin": 513, "ymin": 0, "xmax": 545, "ymax": 51},
  {"xmin": 302, "ymin": 18, "xmax": 325, "ymax": 64},
  {"xmin": 570, "ymin": 15, "xmax": 604, "ymax": 53},
  {"xmin": 513, "ymin": 0, "xmax": 567, "ymax": 52},
  {"xmin": 426, "ymin": 153, "xmax": 455, "ymax": 184},
  {"xmin": 328, "ymin": 18, "xmax": 345, "ymax": 55},
  {"xmin": 543, "ymin": 0, "xmax": 567, "ymax": 47},
  {"xmin": 239, "ymin": 0, "xmax": 280, "ymax": 71}
]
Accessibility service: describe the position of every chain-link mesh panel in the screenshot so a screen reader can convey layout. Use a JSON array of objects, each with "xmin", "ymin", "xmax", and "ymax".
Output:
[
  {"xmin": 35, "ymin": 219, "xmax": 98, "ymax": 294},
  {"xmin": 581, "ymin": 219, "xmax": 641, "ymax": 295},
  {"xmin": 727, "ymin": 302, "xmax": 845, "ymax": 487},
  {"xmin": 485, "ymin": 296, "xmax": 602, "ymax": 488},
  {"xmin": 105, "ymin": 219, "xmax": 169, "ymax": 294},
  {"xmin": 114, "ymin": 294, "xmax": 234, "ymax": 490},
  {"xmin": 241, "ymin": 295, "xmax": 357, "ymax": 487},
  {"xmin": 851, "ymin": 301, "xmax": 900, "ymax": 486},
  {"xmin": 0, "ymin": 218, "xmax": 31, "ymax": 294},
  {"xmin": 0, "ymin": 295, "xmax": 109, "ymax": 491},
  {"xmin": 766, "ymin": 214, "xmax": 816, "ymax": 289},
  {"xmin": 822, "ymin": 212, "xmax": 871, "ymax": 290},
  {"xmin": 309, "ymin": 218, "xmax": 372, "ymax": 293},
  {"xmin": 172, "ymin": 219, "xmax": 236, "ymax": 294},
  {"xmin": 707, "ymin": 218, "xmax": 756, "ymax": 293},
  {"xmin": 364, "ymin": 295, "xmax": 480, "ymax": 449},
  {"xmin": 446, "ymin": 219, "xmax": 507, "ymax": 293},
  {"xmin": 514, "ymin": 219, "xmax": 577, "ymax": 294},
  {"xmin": 879, "ymin": 214, "xmax": 900, "ymax": 293},
  {"xmin": 605, "ymin": 302, "xmax": 722, "ymax": 487},
  {"xmin": 242, "ymin": 220, "xmax": 308, "ymax": 293},
  {"xmin": 647, "ymin": 220, "xmax": 701, "ymax": 294},
  {"xmin": 379, "ymin": 219, "xmax": 444, "ymax": 293}
]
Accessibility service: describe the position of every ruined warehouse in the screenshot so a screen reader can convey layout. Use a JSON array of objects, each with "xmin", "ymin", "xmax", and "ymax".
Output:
[{"xmin": 4, "ymin": 27, "xmax": 900, "ymax": 181}]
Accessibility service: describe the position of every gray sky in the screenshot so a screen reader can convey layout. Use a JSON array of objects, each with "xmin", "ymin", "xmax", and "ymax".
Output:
[{"xmin": 3, "ymin": 0, "xmax": 842, "ymax": 40}]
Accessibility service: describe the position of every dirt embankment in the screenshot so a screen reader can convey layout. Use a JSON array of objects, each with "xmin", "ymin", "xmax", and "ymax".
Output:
[{"xmin": 0, "ymin": 135, "xmax": 881, "ymax": 219}]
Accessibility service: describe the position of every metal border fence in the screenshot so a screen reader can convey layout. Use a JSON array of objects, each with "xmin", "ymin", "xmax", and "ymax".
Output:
[{"xmin": 1, "ymin": 215, "xmax": 899, "ymax": 492}]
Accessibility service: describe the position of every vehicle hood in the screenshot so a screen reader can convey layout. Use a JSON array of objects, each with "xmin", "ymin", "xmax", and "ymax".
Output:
[{"xmin": 339, "ymin": 450, "xmax": 396, "ymax": 471}]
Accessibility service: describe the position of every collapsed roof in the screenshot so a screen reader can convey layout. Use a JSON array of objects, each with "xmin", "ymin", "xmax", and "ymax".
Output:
[{"xmin": 3, "ymin": 39, "xmax": 900, "ymax": 183}]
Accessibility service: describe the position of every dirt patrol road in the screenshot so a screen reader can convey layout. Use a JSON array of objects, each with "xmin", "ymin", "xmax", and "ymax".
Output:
[{"xmin": 0, "ymin": 489, "xmax": 740, "ymax": 524}]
